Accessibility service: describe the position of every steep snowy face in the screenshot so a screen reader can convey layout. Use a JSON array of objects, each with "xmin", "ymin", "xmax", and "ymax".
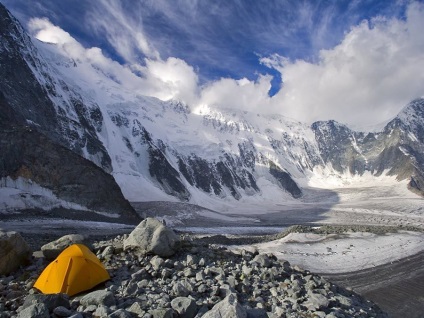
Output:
[
  {"xmin": 0, "ymin": 4, "xmax": 111, "ymax": 171},
  {"xmin": 0, "ymin": 4, "xmax": 138, "ymax": 219},
  {"xmin": 102, "ymin": 101, "xmax": 315, "ymax": 202}
]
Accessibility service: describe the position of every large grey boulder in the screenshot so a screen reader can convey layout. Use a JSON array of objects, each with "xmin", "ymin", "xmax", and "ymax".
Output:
[
  {"xmin": 0, "ymin": 231, "xmax": 31, "ymax": 275},
  {"xmin": 41, "ymin": 234, "xmax": 90, "ymax": 260},
  {"xmin": 202, "ymin": 294, "xmax": 247, "ymax": 318},
  {"xmin": 80, "ymin": 290, "xmax": 116, "ymax": 307},
  {"xmin": 124, "ymin": 218, "xmax": 179, "ymax": 257},
  {"xmin": 171, "ymin": 297, "xmax": 198, "ymax": 318},
  {"xmin": 22, "ymin": 294, "xmax": 70, "ymax": 312}
]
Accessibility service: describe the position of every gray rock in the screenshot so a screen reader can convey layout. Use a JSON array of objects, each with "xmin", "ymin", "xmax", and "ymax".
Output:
[
  {"xmin": 53, "ymin": 306, "xmax": 73, "ymax": 317},
  {"xmin": 303, "ymin": 293, "xmax": 330, "ymax": 311},
  {"xmin": 194, "ymin": 305, "xmax": 209, "ymax": 318},
  {"xmin": 22, "ymin": 294, "xmax": 70, "ymax": 312},
  {"xmin": 17, "ymin": 303, "xmax": 49, "ymax": 318},
  {"xmin": 41, "ymin": 234, "xmax": 90, "ymax": 260},
  {"xmin": 173, "ymin": 282, "xmax": 190, "ymax": 297},
  {"xmin": 127, "ymin": 302, "xmax": 145, "ymax": 316},
  {"xmin": 108, "ymin": 309, "xmax": 133, "ymax": 318},
  {"xmin": 246, "ymin": 308, "xmax": 268, "ymax": 318},
  {"xmin": 93, "ymin": 305, "xmax": 110, "ymax": 317},
  {"xmin": 195, "ymin": 271, "xmax": 205, "ymax": 282},
  {"xmin": 251, "ymin": 254, "xmax": 271, "ymax": 268},
  {"xmin": 150, "ymin": 256, "xmax": 165, "ymax": 271},
  {"xmin": 80, "ymin": 290, "xmax": 116, "ymax": 307},
  {"xmin": 101, "ymin": 246, "xmax": 114, "ymax": 258},
  {"xmin": 171, "ymin": 297, "xmax": 198, "ymax": 318},
  {"xmin": 149, "ymin": 308, "xmax": 174, "ymax": 318},
  {"xmin": 0, "ymin": 231, "xmax": 31, "ymax": 275},
  {"xmin": 186, "ymin": 255, "xmax": 196, "ymax": 266},
  {"xmin": 124, "ymin": 218, "xmax": 179, "ymax": 257},
  {"xmin": 202, "ymin": 294, "xmax": 247, "ymax": 318}
]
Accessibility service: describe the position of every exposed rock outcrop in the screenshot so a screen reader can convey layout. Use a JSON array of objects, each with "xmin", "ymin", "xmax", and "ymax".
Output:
[{"xmin": 0, "ymin": 126, "xmax": 139, "ymax": 222}]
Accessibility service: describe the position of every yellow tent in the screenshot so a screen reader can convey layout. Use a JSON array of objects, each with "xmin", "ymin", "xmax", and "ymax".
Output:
[{"xmin": 34, "ymin": 244, "xmax": 110, "ymax": 296}]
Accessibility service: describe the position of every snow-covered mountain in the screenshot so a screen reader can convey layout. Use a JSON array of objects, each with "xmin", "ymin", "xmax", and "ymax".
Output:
[{"xmin": 0, "ymin": 4, "xmax": 422, "ymax": 216}]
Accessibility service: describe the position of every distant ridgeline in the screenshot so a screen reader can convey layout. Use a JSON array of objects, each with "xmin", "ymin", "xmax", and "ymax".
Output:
[{"xmin": 0, "ymin": 3, "xmax": 422, "ymax": 218}]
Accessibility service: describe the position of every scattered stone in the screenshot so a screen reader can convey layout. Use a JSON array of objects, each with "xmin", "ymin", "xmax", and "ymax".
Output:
[
  {"xmin": 108, "ymin": 309, "xmax": 133, "ymax": 318},
  {"xmin": 127, "ymin": 302, "xmax": 145, "ymax": 316},
  {"xmin": 80, "ymin": 290, "xmax": 116, "ymax": 307},
  {"xmin": 93, "ymin": 305, "xmax": 110, "ymax": 317},
  {"xmin": 251, "ymin": 254, "xmax": 271, "ymax": 268},
  {"xmin": 41, "ymin": 234, "xmax": 90, "ymax": 260},
  {"xmin": 171, "ymin": 297, "xmax": 198, "ymax": 318},
  {"xmin": 202, "ymin": 294, "xmax": 247, "ymax": 318},
  {"xmin": 22, "ymin": 294, "xmax": 70, "ymax": 312},
  {"xmin": 124, "ymin": 218, "xmax": 179, "ymax": 257},
  {"xmin": 149, "ymin": 308, "xmax": 174, "ymax": 318},
  {"xmin": 0, "ymin": 231, "xmax": 31, "ymax": 275},
  {"xmin": 53, "ymin": 306, "xmax": 73, "ymax": 317},
  {"xmin": 17, "ymin": 303, "xmax": 49, "ymax": 318},
  {"xmin": 2, "ymin": 230, "xmax": 388, "ymax": 318}
]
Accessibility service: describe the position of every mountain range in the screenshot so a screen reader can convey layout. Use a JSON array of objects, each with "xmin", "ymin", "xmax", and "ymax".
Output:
[{"xmin": 0, "ymin": 3, "xmax": 423, "ymax": 220}]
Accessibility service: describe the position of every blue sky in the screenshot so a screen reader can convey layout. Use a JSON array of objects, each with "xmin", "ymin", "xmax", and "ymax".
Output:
[{"xmin": 3, "ymin": 0, "xmax": 424, "ymax": 126}]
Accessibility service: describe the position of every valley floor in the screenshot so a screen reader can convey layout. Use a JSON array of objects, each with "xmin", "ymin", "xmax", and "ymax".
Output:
[{"xmin": 1, "ymin": 181, "xmax": 423, "ymax": 317}]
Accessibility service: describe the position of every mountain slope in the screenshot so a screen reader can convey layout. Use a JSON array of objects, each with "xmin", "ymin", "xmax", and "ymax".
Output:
[
  {"xmin": 0, "ymin": 4, "xmax": 139, "ymax": 220},
  {"xmin": 0, "ymin": 3, "xmax": 111, "ymax": 171},
  {"xmin": 0, "ymin": 3, "xmax": 423, "ymax": 214}
]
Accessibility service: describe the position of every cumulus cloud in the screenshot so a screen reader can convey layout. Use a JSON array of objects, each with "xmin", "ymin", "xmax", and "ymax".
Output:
[
  {"xmin": 262, "ymin": 1, "xmax": 424, "ymax": 127},
  {"xmin": 199, "ymin": 75, "xmax": 272, "ymax": 112}
]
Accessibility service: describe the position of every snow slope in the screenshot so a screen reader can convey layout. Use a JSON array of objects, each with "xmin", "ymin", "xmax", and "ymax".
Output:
[{"xmin": 2, "ymin": 9, "xmax": 423, "ymax": 213}]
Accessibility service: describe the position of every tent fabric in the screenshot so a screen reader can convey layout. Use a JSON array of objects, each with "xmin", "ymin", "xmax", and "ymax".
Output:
[{"xmin": 34, "ymin": 244, "xmax": 110, "ymax": 296}]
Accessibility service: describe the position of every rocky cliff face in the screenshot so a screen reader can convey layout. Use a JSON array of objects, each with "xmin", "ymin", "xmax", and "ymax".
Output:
[
  {"xmin": 0, "ymin": 4, "xmax": 138, "ymax": 220},
  {"xmin": 0, "ymin": 3, "xmax": 111, "ymax": 171},
  {"xmin": 0, "ymin": 88, "xmax": 138, "ymax": 221},
  {"xmin": 311, "ymin": 98, "xmax": 424, "ymax": 196}
]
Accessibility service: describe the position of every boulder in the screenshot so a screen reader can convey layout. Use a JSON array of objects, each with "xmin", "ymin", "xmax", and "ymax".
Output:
[
  {"xmin": 202, "ymin": 294, "xmax": 247, "ymax": 318},
  {"xmin": 149, "ymin": 308, "xmax": 175, "ymax": 318},
  {"xmin": 124, "ymin": 218, "xmax": 179, "ymax": 257},
  {"xmin": 251, "ymin": 254, "xmax": 271, "ymax": 268},
  {"xmin": 0, "ymin": 231, "xmax": 31, "ymax": 275},
  {"xmin": 41, "ymin": 234, "xmax": 91, "ymax": 260},
  {"xmin": 17, "ymin": 303, "xmax": 49, "ymax": 318},
  {"xmin": 171, "ymin": 297, "xmax": 198, "ymax": 318},
  {"xmin": 80, "ymin": 290, "xmax": 116, "ymax": 307},
  {"xmin": 22, "ymin": 294, "xmax": 70, "ymax": 312}
]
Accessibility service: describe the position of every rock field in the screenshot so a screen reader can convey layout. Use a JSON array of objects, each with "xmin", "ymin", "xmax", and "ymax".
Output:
[{"xmin": 0, "ymin": 222, "xmax": 388, "ymax": 318}]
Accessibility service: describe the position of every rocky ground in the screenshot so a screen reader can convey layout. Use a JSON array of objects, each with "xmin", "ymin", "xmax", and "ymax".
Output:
[{"xmin": 0, "ymin": 229, "xmax": 388, "ymax": 318}]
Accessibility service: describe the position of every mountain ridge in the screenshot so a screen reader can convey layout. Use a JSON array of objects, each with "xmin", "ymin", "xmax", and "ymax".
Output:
[{"xmin": 0, "ymin": 3, "xmax": 422, "ymax": 217}]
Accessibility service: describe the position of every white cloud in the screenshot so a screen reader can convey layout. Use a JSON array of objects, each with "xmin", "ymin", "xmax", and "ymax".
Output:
[
  {"xmin": 28, "ymin": 18, "xmax": 199, "ymax": 105},
  {"xmin": 27, "ymin": 2, "xmax": 424, "ymax": 129},
  {"xmin": 28, "ymin": 18, "xmax": 86, "ymax": 58},
  {"xmin": 263, "ymin": 1, "xmax": 424, "ymax": 127},
  {"xmin": 198, "ymin": 75, "xmax": 272, "ymax": 112},
  {"xmin": 132, "ymin": 57, "xmax": 199, "ymax": 104}
]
